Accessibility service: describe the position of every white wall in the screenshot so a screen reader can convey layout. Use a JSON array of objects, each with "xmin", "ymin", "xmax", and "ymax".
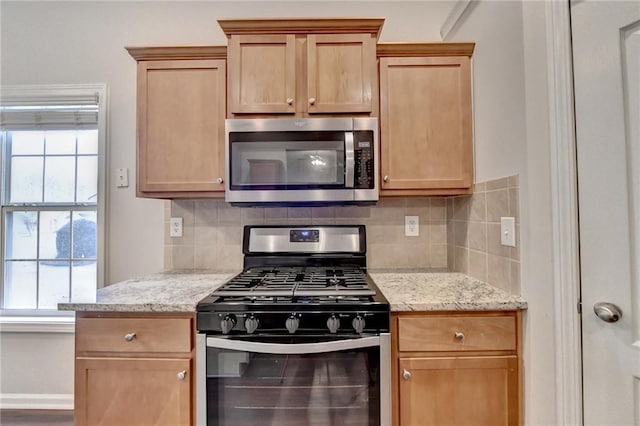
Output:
[
  {"xmin": 0, "ymin": 0, "xmax": 455, "ymax": 408},
  {"xmin": 446, "ymin": 1, "xmax": 558, "ymax": 425}
]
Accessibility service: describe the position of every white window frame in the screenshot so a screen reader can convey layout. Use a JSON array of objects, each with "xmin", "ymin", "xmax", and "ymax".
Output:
[{"xmin": 0, "ymin": 84, "xmax": 108, "ymax": 327}]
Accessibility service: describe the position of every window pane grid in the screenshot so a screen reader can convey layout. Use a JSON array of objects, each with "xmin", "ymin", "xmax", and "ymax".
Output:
[
  {"xmin": 2, "ymin": 130, "xmax": 98, "ymax": 310},
  {"xmin": 5, "ymin": 130, "xmax": 98, "ymax": 206}
]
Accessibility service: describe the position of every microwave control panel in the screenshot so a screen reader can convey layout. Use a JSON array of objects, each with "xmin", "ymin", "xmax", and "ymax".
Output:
[{"xmin": 354, "ymin": 131, "xmax": 375, "ymax": 189}]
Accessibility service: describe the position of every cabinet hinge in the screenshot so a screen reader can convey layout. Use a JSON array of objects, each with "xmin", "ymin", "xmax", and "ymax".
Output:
[{"xmin": 577, "ymin": 301, "xmax": 582, "ymax": 314}]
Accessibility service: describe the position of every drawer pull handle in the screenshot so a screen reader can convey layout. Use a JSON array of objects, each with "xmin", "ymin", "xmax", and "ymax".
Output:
[
  {"xmin": 402, "ymin": 369, "xmax": 411, "ymax": 380},
  {"xmin": 454, "ymin": 332, "xmax": 464, "ymax": 341},
  {"xmin": 124, "ymin": 333, "xmax": 136, "ymax": 342},
  {"xmin": 177, "ymin": 370, "xmax": 187, "ymax": 381}
]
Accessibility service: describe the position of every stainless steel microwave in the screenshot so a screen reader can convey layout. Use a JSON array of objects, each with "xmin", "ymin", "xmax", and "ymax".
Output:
[{"xmin": 225, "ymin": 117, "xmax": 378, "ymax": 206}]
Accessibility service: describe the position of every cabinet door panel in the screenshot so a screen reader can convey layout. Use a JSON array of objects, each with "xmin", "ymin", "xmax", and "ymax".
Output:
[
  {"xmin": 138, "ymin": 59, "xmax": 225, "ymax": 193},
  {"xmin": 228, "ymin": 34, "xmax": 296, "ymax": 114},
  {"xmin": 398, "ymin": 356, "xmax": 519, "ymax": 426},
  {"xmin": 307, "ymin": 34, "xmax": 375, "ymax": 113},
  {"xmin": 75, "ymin": 357, "xmax": 192, "ymax": 426},
  {"xmin": 380, "ymin": 56, "xmax": 472, "ymax": 192}
]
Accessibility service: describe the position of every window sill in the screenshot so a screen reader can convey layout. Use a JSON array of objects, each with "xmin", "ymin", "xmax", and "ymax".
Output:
[{"xmin": 0, "ymin": 315, "xmax": 75, "ymax": 333}]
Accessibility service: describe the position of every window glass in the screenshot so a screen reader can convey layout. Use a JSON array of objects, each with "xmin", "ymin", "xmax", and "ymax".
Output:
[
  {"xmin": 44, "ymin": 156, "xmax": 76, "ymax": 202},
  {"xmin": 11, "ymin": 131, "xmax": 44, "ymax": 155},
  {"xmin": 76, "ymin": 156, "xmax": 98, "ymax": 202},
  {"xmin": 45, "ymin": 130, "xmax": 76, "ymax": 155},
  {"xmin": 3, "ymin": 261, "xmax": 38, "ymax": 309},
  {"xmin": 10, "ymin": 157, "xmax": 44, "ymax": 203},
  {"xmin": 4, "ymin": 211, "xmax": 38, "ymax": 259}
]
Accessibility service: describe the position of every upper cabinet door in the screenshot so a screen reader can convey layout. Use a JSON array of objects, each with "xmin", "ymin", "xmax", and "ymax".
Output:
[
  {"xmin": 137, "ymin": 58, "xmax": 226, "ymax": 195},
  {"xmin": 307, "ymin": 33, "xmax": 376, "ymax": 114},
  {"xmin": 227, "ymin": 34, "xmax": 296, "ymax": 114},
  {"xmin": 379, "ymin": 55, "xmax": 473, "ymax": 195}
]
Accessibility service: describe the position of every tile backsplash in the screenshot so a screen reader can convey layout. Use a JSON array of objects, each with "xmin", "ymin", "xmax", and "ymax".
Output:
[
  {"xmin": 165, "ymin": 198, "xmax": 448, "ymax": 271},
  {"xmin": 164, "ymin": 175, "xmax": 520, "ymax": 295},
  {"xmin": 447, "ymin": 175, "xmax": 520, "ymax": 294}
]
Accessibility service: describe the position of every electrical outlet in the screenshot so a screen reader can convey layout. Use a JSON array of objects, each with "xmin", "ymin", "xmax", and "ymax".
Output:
[
  {"xmin": 501, "ymin": 217, "xmax": 516, "ymax": 247},
  {"xmin": 170, "ymin": 217, "xmax": 183, "ymax": 238},
  {"xmin": 405, "ymin": 216, "xmax": 419, "ymax": 237}
]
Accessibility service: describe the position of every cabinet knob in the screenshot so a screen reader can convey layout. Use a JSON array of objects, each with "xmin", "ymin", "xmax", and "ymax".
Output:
[
  {"xmin": 402, "ymin": 369, "xmax": 411, "ymax": 380},
  {"xmin": 383, "ymin": 175, "xmax": 389, "ymax": 183},
  {"xmin": 124, "ymin": 333, "xmax": 136, "ymax": 342},
  {"xmin": 177, "ymin": 370, "xmax": 187, "ymax": 380},
  {"xmin": 216, "ymin": 177, "xmax": 224, "ymax": 184},
  {"xmin": 286, "ymin": 97, "xmax": 294, "ymax": 105},
  {"xmin": 454, "ymin": 331, "xmax": 465, "ymax": 341},
  {"xmin": 308, "ymin": 97, "xmax": 316, "ymax": 105}
]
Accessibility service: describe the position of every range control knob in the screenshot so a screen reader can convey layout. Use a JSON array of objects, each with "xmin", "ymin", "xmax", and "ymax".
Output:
[
  {"xmin": 244, "ymin": 315, "xmax": 259, "ymax": 334},
  {"xmin": 327, "ymin": 315, "xmax": 340, "ymax": 334},
  {"xmin": 285, "ymin": 315, "xmax": 300, "ymax": 334},
  {"xmin": 352, "ymin": 315, "xmax": 366, "ymax": 334},
  {"xmin": 220, "ymin": 314, "xmax": 237, "ymax": 335}
]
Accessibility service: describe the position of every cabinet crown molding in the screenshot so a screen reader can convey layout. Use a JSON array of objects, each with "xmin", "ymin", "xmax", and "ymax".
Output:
[
  {"xmin": 218, "ymin": 18, "xmax": 385, "ymax": 39},
  {"xmin": 377, "ymin": 42, "xmax": 475, "ymax": 57},
  {"xmin": 126, "ymin": 46, "xmax": 227, "ymax": 61}
]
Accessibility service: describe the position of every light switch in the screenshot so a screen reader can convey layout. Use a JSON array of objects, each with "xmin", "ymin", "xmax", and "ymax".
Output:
[
  {"xmin": 405, "ymin": 216, "xmax": 419, "ymax": 237},
  {"xmin": 501, "ymin": 217, "xmax": 516, "ymax": 247},
  {"xmin": 116, "ymin": 168, "xmax": 129, "ymax": 188},
  {"xmin": 170, "ymin": 217, "xmax": 183, "ymax": 238}
]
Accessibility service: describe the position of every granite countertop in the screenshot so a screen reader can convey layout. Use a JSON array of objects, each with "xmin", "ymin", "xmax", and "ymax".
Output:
[
  {"xmin": 58, "ymin": 270, "xmax": 527, "ymax": 313},
  {"xmin": 370, "ymin": 271, "xmax": 527, "ymax": 312},
  {"xmin": 58, "ymin": 271, "xmax": 235, "ymax": 313}
]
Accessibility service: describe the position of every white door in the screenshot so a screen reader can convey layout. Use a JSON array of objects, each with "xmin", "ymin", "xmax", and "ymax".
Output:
[{"xmin": 572, "ymin": 1, "xmax": 640, "ymax": 424}]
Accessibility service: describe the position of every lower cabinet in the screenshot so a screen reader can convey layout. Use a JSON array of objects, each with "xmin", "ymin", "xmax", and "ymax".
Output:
[
  {"xmin": 74, "ymin": 312, "xmax": 195, "ymax": 426},
  {"xmin": 392, "ymin": 311, "xmax": 522, "ymax": 426}
]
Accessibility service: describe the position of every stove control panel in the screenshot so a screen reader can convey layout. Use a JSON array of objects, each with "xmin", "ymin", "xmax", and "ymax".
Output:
[{"xmin": 198, "ymin": 310, "xmax": 389, "ymax": 335}]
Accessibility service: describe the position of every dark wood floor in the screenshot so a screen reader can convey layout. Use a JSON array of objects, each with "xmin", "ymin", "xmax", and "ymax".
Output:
[{"xmin": 0, "ymin": 410, "xmax": 74, "ymax": 426}]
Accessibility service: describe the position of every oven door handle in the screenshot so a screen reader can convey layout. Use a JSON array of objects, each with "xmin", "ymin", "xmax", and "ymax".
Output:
[{"xmin": 206, "ymin": 336, "xmax": 380, "ymax": 354}]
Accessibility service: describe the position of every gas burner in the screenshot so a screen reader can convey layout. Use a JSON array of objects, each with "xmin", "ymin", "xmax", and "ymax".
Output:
[{"xmin": 326, "ymin": 277, "xmax": 346, "ymax": 287}]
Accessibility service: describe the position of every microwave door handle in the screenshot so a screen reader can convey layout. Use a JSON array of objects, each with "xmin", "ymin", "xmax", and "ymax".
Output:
[
  {"xmin": 345, "ymin": 132, "xmax": 355, "ymax": 188},
  {"xmin": 206, "ymin": 336, "xmax": 380, "ymax": 354}
]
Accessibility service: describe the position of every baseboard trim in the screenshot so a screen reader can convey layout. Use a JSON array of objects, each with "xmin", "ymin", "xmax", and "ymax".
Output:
[{"xmin": 0, "ymin": 393, "xmax": 73, "ymax": 410}]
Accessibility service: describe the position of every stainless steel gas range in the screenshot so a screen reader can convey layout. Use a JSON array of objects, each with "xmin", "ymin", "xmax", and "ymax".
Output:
[{"xmin": 196, "ymin": 225, "xmax": 390, "ymax": 426}]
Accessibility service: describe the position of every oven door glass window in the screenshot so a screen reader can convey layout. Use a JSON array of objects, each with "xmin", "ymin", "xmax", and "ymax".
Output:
[
  {"xmin": 205, "ymin": 338, "xmax": 380, "ymax": 426},
  {"xmin": 229, "ymin": 131, "xmax": 346, "ymax": 189}
]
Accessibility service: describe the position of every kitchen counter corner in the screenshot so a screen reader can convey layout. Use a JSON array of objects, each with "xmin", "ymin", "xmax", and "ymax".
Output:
[
  {"xmin": 58, "ymin": 271, "xmax": 235, "ymax": 313},
  {"xmin": 370, "ymin": 271, "xmax": 527, "ymax": 311}
]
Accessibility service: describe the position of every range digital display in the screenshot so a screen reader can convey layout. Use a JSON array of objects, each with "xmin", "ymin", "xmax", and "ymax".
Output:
[{"xmin": 290, "ymin": 229, "xmax": 320, "ymax": 243}]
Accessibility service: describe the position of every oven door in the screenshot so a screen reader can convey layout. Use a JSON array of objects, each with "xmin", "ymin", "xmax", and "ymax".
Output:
[{"xmin": 196, "ymin": 334, "xmax": 390, "ymax": 426}]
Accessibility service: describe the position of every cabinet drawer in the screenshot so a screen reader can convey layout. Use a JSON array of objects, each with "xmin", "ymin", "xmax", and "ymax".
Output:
[
  {"xmin": 397, "ymin": 315, "xmax": 516, "ymax": 352},
  {"xmin": 76, "ymin": 317, "xmax": 192, "ymax": 354}
]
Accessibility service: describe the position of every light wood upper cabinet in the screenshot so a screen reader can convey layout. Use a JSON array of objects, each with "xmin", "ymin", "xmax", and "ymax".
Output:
[
  {"xmin": 221, "ymin": 18, "xmax": 382, "ymax": 117},
  {"xmin": 306, "ymin": 33, "xmax": 375, "ymax": 114},
  {"xmin": 127, "ymin": 47, "xmax": 226, "ymax": 198},
  {"xmin": 379, "ymin": 43, "xmax": 475, "ymax": 196},
  {"xmin": 228, "ymin": 34, "xmax": 296, "ymax": 114},
  {"xmin": 392, "ymin": 311, "xmax": 522, "ymax": 426}
]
